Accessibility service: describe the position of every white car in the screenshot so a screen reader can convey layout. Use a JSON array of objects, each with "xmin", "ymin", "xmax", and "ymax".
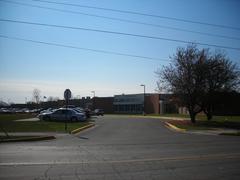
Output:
[{"xmin": 38, "ymin": 108, "xmax": 86, "ymax": 122}]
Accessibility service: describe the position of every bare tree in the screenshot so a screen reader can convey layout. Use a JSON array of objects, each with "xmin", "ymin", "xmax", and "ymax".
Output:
[
  {"xmin": 156, "ymin": 44, "xmax": 239, "ymax": 123},
  {"xmin": 32, "ymin": 88, "xmax": 41, "ymax": 104},
  {"xmin": 156, "ymin": 44, "xmax": 205, "ymax": 123},
  {"xmin": 202, "ymin": 52, "xmax": 240, "ymax": 120}
]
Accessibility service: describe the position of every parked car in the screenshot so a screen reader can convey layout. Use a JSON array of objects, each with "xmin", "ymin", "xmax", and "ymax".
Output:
[
  {"xmin": 62, "ymin": 105, "xmax": 76, "ymax": 109},
  {"xmin": 40, "ymin": 108, "xmax": 55, "ymax": 114},
  {"xmin": 84, "ymin": 108, "xmax": 91, "ymax": 118},
  {"xmin": 38, "ymin": 108, "xmax": 86, "ymax": 122},
  {"xmin": 0, "ymin": 108, "xmax": 10, "ymax": 114},
  {"xmin": 74, "ymin": 107, "xmax": 85, "ymax": 113},
  {"xmin": 61, "ymin": 105, "xmax": 85, "ymax": 114},
  {"xmin": 94, "ymin": 109, "xmax": 104, "ymax": 116}
]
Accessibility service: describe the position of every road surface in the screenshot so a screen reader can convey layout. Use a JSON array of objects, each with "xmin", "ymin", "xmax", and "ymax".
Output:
[{"xmin": 1, "ymin": 115, "xmax": 240, "ymax": 179}]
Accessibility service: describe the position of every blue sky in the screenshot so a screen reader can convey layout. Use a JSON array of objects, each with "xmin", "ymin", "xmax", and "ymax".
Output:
[{"xmin": 0, "ymin": 0, "xmax": 240, "ymax": 103}]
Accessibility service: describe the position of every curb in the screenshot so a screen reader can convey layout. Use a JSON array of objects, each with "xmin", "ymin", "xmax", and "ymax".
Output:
[
  {"xmin": 71, "ymin": 123, "xmax": 95, "ymax": 134},
  {"xmin": 0, "ymin": 135, "xmax": 56, "ymax": 143},
  {"xmin": 164, "ymin": 122, "xmax": 186, "ymax": 133},
  {"xmin": 164, "ymin": 122, "xmax": 240, "ymax": 136}
]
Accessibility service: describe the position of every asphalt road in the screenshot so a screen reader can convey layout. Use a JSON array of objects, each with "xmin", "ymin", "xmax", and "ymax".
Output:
[{"xmin": 0, "ymin": 115, "xmax": 240, "ymax": 179}]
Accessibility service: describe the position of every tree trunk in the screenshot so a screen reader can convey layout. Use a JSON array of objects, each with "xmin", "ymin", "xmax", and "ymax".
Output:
[
  {"xmin": 0, "ymin": 125, "xmax": 9, "ymax": 137},
  {"xmin": 189, "ymin": 111, "xmax": 196, "ymax": 123},
  {"xmin": 206, "ymin": 112, "xmax": 212, "ymax": 121},
  {"xmin": 204, "ymin": 106, "xmax": 213, "ymax": 121}
]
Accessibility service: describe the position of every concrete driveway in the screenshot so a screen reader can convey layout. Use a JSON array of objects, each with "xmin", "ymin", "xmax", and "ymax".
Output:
[{"xmin": 0, "ymin": 115, "xmax": 240, "ymax": 179}]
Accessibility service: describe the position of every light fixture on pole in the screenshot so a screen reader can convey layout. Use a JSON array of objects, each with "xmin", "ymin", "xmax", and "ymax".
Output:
[
  {"xmin": 91, "ymin": 91, "xmax": 95, "ymax": 110},
  {"xmin": 140, "ymin": 84, "xmax": 146, "ymax": 115},
  {"xmin": 91, "ymin": 91, "xmax": 95, "ymax": 98}
]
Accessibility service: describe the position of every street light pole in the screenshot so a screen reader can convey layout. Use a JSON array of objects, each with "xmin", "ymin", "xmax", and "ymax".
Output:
[
  {"xmin": 25, "ymin": 97, "xmax": 27, "ymax": 109},
  {"xmin": 91, "ymin": 91, "xmax": 95, "ymax": 98},
  {"xmin": 91, "ymin": 91, "xmax": 95, "ymax": 110},
  {"xmin": 140, "ymin": 84, "xmax": 146, "ymax": 115}
]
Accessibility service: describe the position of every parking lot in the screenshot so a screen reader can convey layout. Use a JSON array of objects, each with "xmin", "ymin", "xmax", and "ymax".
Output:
[{"xmin": 0, "ymin": 115, "xmax": 240, "ymax": 179}]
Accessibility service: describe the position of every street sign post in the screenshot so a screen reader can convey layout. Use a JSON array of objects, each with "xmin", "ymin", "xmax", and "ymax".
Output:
[
  {"xmin": 64, "ymin": 89, "xmax": 72, "ymax": 101},
  {"xmin": 64, "ymin": 89, "xmax": 72, "ymax": 132}
]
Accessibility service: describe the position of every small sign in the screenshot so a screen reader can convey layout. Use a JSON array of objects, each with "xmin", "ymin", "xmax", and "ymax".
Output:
[{"xmin": 64, "ymin": 89, "xmax": 72, "ymax": 100}]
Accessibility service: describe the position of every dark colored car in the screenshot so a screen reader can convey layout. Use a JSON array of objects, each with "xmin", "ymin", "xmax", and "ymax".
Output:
[
  {"xmin": 84, "ymin": 108, "xmax": 91, "ymax": 119},
  {"xmin": 38, "ymin": 108, "xmax": 86, "ymax": 122},
  {"xmin": 94, "ymin": 109, "xmax": 104, "ymax": 116}
]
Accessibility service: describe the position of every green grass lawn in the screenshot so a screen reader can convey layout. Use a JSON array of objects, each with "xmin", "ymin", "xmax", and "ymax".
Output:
[
  {"xmin": 166, "ymin": 114, "xmax": 240, "ymax": 130},
  {"xmin": 154, "ymin": 113, "xmax": 240, "ymax": 122},
  {"xmin": 0, "ymin": 114, "xmax": 91, "ymax": 133}
]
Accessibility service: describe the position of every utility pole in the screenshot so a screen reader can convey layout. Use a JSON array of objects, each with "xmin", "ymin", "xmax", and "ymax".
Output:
[
  {"xmin": 91, "ymin": 91, "xmax": 95, "ymax": 110},
  {"xmin": 140, "ymin": 84, "xmax": 146, "ymax": 115}
]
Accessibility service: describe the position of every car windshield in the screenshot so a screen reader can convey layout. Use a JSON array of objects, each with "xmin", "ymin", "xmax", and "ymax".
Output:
[
  {"xmin": 53, "ymin": 110, "xmax": 62, "ymax": 114},
  {"xmin": 74, "ymin": 109, "xmax": 83, "ymax": 113}
]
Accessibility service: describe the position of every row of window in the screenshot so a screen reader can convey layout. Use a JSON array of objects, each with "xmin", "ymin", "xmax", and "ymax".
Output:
[
  {"xmin": 114, "ymin": 104, "xmax": 143, "ymax": 113},
  {"xmin": 114, "ymin": 98, "xmax": 141, "ymax": 103}
]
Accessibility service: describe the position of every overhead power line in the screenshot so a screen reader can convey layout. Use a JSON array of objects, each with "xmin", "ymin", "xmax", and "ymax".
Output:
[
  {"xmin": 0, "ymin": 34, "xmax": 170, "ymax": 62},
  {"xmin": 0, "ymin": 18, "xmax": 240, "ymax": 51},
  {"xmin": 1, "ymin": 0, "xmax": 239, "ymax": 41},
  {"xmin": 32, "ymin": 0, "xmax": 240, "ymax": 31}
]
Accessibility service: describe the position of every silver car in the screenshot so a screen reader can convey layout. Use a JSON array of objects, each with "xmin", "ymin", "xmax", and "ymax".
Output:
[{"xmin": 38, "ymin": 108, "xmax": 86, "ymax": 122}]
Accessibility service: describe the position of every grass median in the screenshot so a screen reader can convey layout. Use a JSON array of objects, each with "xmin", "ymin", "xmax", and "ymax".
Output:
[
  {"xmin": 0, "ymin": 114, "xmax": 91, "ymax": 133},
  {"xmin": 167, "ymin": 115, "xmax": 240, "ymax": 131}
]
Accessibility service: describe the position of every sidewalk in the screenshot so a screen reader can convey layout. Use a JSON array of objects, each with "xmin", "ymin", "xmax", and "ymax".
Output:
[
  {"xmin": 0, "ymin": 132, "xmax": 70, "ymax": 143},
  {"xmin": 187, "ymin": 128, "xmax": 240, "ymax": 136},
  {"xmin": 158, "ymin": 116, "xmax": 190, "ymax": 121},
  {"xmin": 14, "ymin": 118, "xmax": 39, "ymax": 122},
  {"xmin": 129, "ymin": 114, "xmax": 190, "ymax": 121},
  {"xmin": 0, "ymin": 132, "xmax": 67, "ymax": 136},
  {"xmin": 164, "ymin": 120, "xmax": 240, "ymax": 136}
]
